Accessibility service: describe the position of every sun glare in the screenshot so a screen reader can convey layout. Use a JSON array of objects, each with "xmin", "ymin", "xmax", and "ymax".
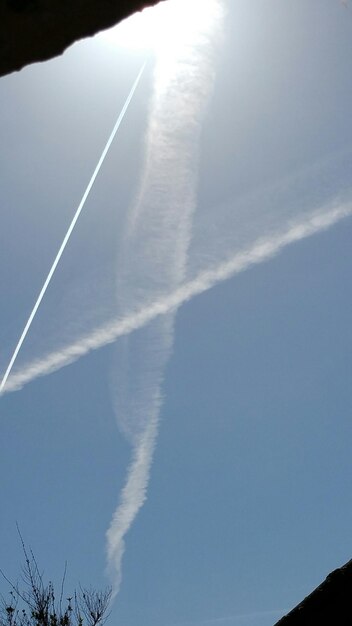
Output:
[{"xmin": 99, "ymin": 0, "xmax": 221, "ymax": 55}]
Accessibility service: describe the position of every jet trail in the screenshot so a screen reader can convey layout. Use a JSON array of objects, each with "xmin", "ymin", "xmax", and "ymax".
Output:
[
  {"xmin": 106, "ymin": 406, "xmax": 160, "ymax": 596},
  {"xmin": 106, "ymin": 0, "xmax": 224, "ymax": 593},
  {"xmin": 0, "ymin": 62, "xmax": 146, "ymax": 394},
  {"xmin": 2, "ymin": 201, "xmax": 351, "ymax": 395}
]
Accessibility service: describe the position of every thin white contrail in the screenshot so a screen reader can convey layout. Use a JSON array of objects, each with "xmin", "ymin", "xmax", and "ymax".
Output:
[
  {"xmin": 2, "ymin": 201, "xmax": 351, "ymax": 395},
  {"xmin": 106, "ymin": 413, "xmax": 160, "ymax": 596},
  {"xmin": 0, "ymin": 62, "xmax": 146, "ymax": 395}
]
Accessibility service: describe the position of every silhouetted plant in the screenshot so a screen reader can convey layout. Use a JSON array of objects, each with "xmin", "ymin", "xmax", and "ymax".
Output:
[{"xmin": 0, "ymin": 535, "xmax": 111, "ymax": 626}]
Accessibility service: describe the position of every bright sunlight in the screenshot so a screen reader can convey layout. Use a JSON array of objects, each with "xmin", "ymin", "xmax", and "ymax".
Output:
[{"xmin": 99, "ymin": 0, "xmax": 221, "ymax": 55}]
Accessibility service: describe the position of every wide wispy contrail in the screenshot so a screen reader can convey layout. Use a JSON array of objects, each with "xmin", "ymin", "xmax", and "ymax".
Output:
[
  {"xmin": 106, "ymin": 0, "xmax": 224, "ymax": 595},
  {"xmin": 2, "ymin": 201, "xmax": 351, "ymax": 397},
  {"xmin": 0, "ymin": 62, "xmax": 145, "ymax": 395}
]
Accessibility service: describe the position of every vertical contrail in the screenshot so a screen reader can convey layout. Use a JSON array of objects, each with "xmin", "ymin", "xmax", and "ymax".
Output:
[
  {"xmin": 106, "ymin": 0, "xmax": 223, "ymax": 597},
  {"xmin": 0, "ymin": 62, "xmax": 145, "ymax": 395}
]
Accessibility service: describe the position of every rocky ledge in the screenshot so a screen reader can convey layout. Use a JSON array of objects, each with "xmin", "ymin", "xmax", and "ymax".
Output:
[
  {"xmin": 274, "ymin": 558, "xmax": 352, "ymax": 625},
  {"xmin": 0, "ymin": 0, "xmax": 161, "ymax": 77}
]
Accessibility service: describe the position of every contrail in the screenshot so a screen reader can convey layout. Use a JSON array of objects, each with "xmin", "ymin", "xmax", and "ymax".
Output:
[
  {"xmin": 2, "ymin": 201, "xmax": 351, "ymax": 395},
  {"xmin": 0, "ymin": 62, "xmax": 146, "ymax": 395},
  {"xmin": 106, "ymin": 411, "xmax": 160, "ymax": 596},
  {"xmin": 106, "ymin": 0, "xmax": 224, "ymax": 593}
]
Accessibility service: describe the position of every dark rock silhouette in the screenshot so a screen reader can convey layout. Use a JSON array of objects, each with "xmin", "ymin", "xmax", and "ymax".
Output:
[
  {"xmin": 0, "ymin": 0, "xmax": 161, "ymax": 77},
  {"xmin": 274, "ymin": 558, "xmax": 352, "ymax": 625}
]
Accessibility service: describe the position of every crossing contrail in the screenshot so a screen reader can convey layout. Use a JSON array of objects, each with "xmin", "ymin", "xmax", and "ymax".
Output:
[
  {"xmin": 2, "ymin": 200, "xmax": 351, "ymax": 396},
  {"xmin": 0, "ymin": 62, "xmax": 145, "ymax": 395}
]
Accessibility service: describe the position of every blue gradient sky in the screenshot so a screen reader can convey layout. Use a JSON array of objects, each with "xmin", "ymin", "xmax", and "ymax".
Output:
[{"xmin": 1, "ymin": 2, "xmax": 352, "ymax": 626}]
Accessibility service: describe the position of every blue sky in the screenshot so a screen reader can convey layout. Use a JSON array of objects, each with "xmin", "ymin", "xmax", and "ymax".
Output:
[{"xmin": 1, "ymin": 1, "xmax": 352, "ymax": 626}]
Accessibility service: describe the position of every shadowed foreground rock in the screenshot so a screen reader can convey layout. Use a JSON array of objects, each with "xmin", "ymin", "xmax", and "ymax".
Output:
[
  {"xmin": 274, "ymin": 558, "xmax": 352, "ymax": 625},
  {"xmin": 0, "ymin": 0, "xmax": 161, "ymax": 77}
]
